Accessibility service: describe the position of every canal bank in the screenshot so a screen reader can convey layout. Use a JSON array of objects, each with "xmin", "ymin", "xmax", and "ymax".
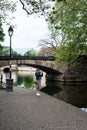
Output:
[
  {"xmin": 45, "ymin": 58, "xmax": 87, "ymax": 86},
  {"xmin": 0, "ymin": 87, "xmax": 87, "ymax": 130}
]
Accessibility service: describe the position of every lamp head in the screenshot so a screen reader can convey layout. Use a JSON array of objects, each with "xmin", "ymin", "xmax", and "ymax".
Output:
[{"xmin": 8, "ymin": 26, "xmax": 14, "ymax": 36}]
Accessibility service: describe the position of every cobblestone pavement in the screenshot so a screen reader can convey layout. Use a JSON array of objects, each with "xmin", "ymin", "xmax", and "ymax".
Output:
[{"xmin": 0, "ymin": 87, "xmax": 87, "ymax": 130}]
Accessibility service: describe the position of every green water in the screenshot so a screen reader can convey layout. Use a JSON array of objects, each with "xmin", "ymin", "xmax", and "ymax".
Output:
[{"xmin": 17, "ymin": 75, "xmax": 36, "ymax": 90}]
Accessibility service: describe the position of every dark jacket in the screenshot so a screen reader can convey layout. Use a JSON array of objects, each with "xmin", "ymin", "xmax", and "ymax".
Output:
[{"xmin": 35, "ymin": 72, "xmax": 43, "ymax": 80}]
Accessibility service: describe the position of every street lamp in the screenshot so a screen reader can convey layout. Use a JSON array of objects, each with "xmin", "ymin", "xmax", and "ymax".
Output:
[
  {"xmin": 6, "ymin": 26, "xmax": 14, "ymax": 92},
  {"xmin": 8, "ymin": 26, "xmax": 14, "ymax": 79}
]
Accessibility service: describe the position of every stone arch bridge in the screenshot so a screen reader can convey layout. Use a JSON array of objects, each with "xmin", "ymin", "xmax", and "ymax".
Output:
[
  {"xmin": 0, "ymin": 56, "xmax": 61, "ymax": 75},
  {"xmin": 0, "ymin": 56, "xmax": 87, "ymax": 84}
]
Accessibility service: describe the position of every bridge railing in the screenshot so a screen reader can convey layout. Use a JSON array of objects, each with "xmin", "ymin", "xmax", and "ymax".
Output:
[{"xmin": 0, "ymin": 56, "xmax": 55, "ymax": 61}]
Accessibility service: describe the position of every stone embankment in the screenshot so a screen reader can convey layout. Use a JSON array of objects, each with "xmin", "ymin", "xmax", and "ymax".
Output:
[{"xmin": 46, "ymin": 59, "xmax": 87, "ymax": 86}]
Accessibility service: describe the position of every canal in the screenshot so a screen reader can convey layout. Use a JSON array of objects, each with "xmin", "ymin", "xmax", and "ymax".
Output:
[
  {"xmin": 0, "ymin": 66, "xmax": 87, "ymax": 112},
  {"xmin": 0, "ymin": 66, "xmax": 46, "ymax": 89}
]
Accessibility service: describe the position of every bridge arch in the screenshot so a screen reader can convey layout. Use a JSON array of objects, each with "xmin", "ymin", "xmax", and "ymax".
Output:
[
  {"xmin": 0, "ymin": 56, "xmax": 87, "ymax": 83},
  {"xmin": 18, "ymin": 63, "xmax": 62, "ymax": 75},
  {"xmin": 0, "ymin": 58, "xmax": 62, "ymax": 75}
]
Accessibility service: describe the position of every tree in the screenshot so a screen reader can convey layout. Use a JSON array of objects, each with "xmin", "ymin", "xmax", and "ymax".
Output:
[
  {"xmin": 39, "ymin": 23, "xmax": 61, "ymax": 50},
  {"xmin": 38, "ymin": 46, "xmax": 55, "ymax": 56},
  {"xmin": 24, "ymin": 48, "xmax": 36, "ymax": 56},
  {"xmin": 0, "ymin": 18, "xmax": 5, "ymax": 54},
  {"xmin": 48, "ymin": 0, "xmax": 87, "ymax": 66},
  {"xmin": 19, "ymin": 0, "xmax": 54, "ymax": 20},
  {"xmin": 0, "ymin": 0, "xmax": 16, "ymax": 23},
  {"xmin": 1, "ymin": 46, "xmax": 21, "ymax": 56},
  {"xmin": 19, "ymin": 0, "xmax": 87, "ymax": 66},
  {"xmin": 0, "ymin": 19, "xmax": 5, "ymax": 42},
  {"xmin": 0, "ymin": 0, "xmax": 16, "ymax": 53}
]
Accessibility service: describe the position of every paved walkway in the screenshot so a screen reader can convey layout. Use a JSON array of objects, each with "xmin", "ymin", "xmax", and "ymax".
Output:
[{"xmin": 0, "ymin": 87, "xmax": 87, "ymax": 130}]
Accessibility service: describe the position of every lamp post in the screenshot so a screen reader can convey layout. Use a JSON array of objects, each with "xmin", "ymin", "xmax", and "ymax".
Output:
[
  {"xmin": 6, "ymin": 26, "xmax": 14, "ymax": 92},
  {"xmin": 8, "ymin": 26, "xmax": 13, "ymax": 79}
]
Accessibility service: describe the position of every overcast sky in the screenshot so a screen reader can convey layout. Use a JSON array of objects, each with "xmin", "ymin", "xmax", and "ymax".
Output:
[{"xmin": 3, "ymin": 0, "xmax": 49, "ymax": 53}]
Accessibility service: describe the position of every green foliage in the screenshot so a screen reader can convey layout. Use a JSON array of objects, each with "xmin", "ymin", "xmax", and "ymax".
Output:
[
  {"xmin": 19, "ymin": 0, "xmax": 54, "ymax": 20},
  {"xmin": 24, "ymin": 48, "xmax": 36, "ymax": 56},
  {"xmin": 55, "ymin": 44, "xmax": 80, "ymax": 66},
  {"xmin": 0, "ymin": 46, "xmax": 21, "ymax": 56},
  {"xmin": 0, "ymin": 0, "xmax": 16, "ymax": 52},
  {"xmin": 0, "ymin": 0, "xmax": 16, "ymax": 23},
  {"xmin": 48, "ymin": 0, "xmax": 87, "ymax": 66},
  {"xmin": 0, "ymin": 19, "xmax": 5, "ymax": 42},
  {"xmin": 19, "ymin": 0, "xmax": 42, "ymax": 15},
  {"xmin": 19, "ymin": 0, "xmax": 87, "ymax": 66}
]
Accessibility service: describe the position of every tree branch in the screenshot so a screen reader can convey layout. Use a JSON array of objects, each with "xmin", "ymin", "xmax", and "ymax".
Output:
[{"xmin": 19, "ymin": 0, "xmax": 33, "ymax": 15}]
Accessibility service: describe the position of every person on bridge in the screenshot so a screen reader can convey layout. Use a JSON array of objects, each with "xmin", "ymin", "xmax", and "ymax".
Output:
[{"xmin": 35, "ymin": 68, "xmax": 43, "ymax": 96}]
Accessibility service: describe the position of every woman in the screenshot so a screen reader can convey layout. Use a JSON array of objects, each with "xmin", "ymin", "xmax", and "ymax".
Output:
[{"xmin": 35, "ymin": 68, "xmax": 43, "ymax": 96}]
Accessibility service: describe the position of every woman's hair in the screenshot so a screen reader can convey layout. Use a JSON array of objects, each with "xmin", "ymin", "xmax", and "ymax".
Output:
[{"xmin": 36, "ymin": 68, "xmax": 40, "ymax": 71}]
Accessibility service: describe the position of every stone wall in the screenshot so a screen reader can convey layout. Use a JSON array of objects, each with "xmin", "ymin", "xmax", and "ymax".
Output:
[{"xmin": 46, "ymin": 60, "xmax": 87, "ymax": 85}]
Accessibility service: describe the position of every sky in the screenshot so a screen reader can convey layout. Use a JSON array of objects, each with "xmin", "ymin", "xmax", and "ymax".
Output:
[{"xmin": 3, "ymin": 0, "xmax": 49, "ymax": 54}]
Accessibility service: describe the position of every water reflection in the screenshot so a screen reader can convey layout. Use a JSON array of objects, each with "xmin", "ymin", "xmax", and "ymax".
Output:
[
  {"xmin": 41, "ymin": 83, "xmax": 87, "ymax": 108},
  {"xmin": 17, "ymin": 75, "xmax": 35, "ymax": 89},
  {"xmin": 55, "ymin": 84, "xmax": 87, "ymax": 108},
  {"xmin": 81, "ymin": 108, "xmax": 87, "ymax": 112},
  {"xmin": 0, "ymin": 66, "xmax": 87, "ymax": 110},
  {"xmin": 0, "ymin": 66, "xmax": 46, "ymax": 90}
]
